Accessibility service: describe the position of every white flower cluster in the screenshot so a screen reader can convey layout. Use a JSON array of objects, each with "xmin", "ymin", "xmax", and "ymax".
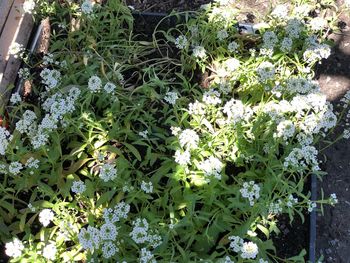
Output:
[
  {"xmin": 256, "ymin": 61, "xmax": 275, "ymax": 81},
  {"xmin": 141, "ymin": 181, "xmax": 153, "ymax": 193},
  {"xmin": 164, "ymin": 91, "xmax": 179, "ymax": 105},
  {"xmin": 280, "ymin": 37, "xmax": 293, "ymax": 52},
  {"xmin": 129, "ymin": 218, "xmax": 162, "ymax": 248},
  {"xmin": 223, "ymin": 99, "xmax": 252, "ymax": 124},
  {"xmin": 25, "ymin": 157, "xmax": 39, "ymax": 169},
  {"xmin": 99, "ymin": 163, "xmax": 117, "ymax": 182},
  {"xmin": 40, "ymin": 68, "xmax": 61, "ymax": 91},
  {"xmin": 329, "ymin": 193, "xmax": 338, "ymax": 205},
  {"xmin": 307, "ymin": 201, "xmax": 317, "ymax": 212},
  {"xmin": 224, "ymin": 58, "xmax": 240, "ymax": 72},
  {"xmin": 103, "ymin": 202, "xmax": 130, "ymax": 223},
  {"xmin": 5, "ymin": 238, "xmax": 24, "ymax": 258},
  {"xmin": 286, "ymin": 77, "xmax": 319, "ymax": 95},
  {"xmin": 140, "ymin": 247, "xmax": 156, "ymax": 263},
  {"xmin": 240, "ymin": 181, "xmax": 261, "ymax": 206},
  {"xmin": 309, "ymin": 17, "xmax": 327, "ymax": 31},
  {"xmin": 228, "ymin": 236, "xmax": 259, "ymax": 259},
  {"xmin": 286, "ymin": 18, "xmax": 303, "ymax": 38},
  {"xmin": 271, "ymin": 4, "xmax": 288, "ymax": 19},
  {"xmin": 303, "ymin": 43, "xmax": 331, "ymax": 63},
  {"xmin": 139, "ymin": 130, "xmax": 148, "ymax": 139},
  {"xmin": 39, "ymin": 209, "xmax": 55, "ymax": 227},
  {"xmin": 262, "ymin": 31, "xmax": 278, "ymax": 49},
  {"xmin": 217, "ymin": 29, "xmax": 228, "ymax": 41},
  {"xmin": 100, "ymin": 223, "xmax": 118, "ymax": 240},
  {"xmin": 9, "ymin": 43, "xmax": 24, "ymax": 58},
  {"xmin": 0, "ymin": 127, "xmax": 13, "ymax": 155},
  {"xmin": 228, "ymin": 41, "xmax": 239, "ymax": 53},
  {"xmin": 175, "ymin": 35, "xmax": 188, "ymax": 49},
  {"xmin": 192, "ymin": 46, "xmax": 206, "ymax": 59},
  {"xmin": 284, "ymin": 145, "xmax": 320, "ymax": 172},
  {"xmin": 202, "ymin": 89, "xmax": 222, "ymax": 105},
  {"xmin": 104, "ymin": 82, "xmax": 116, "ymax": 94},
  {"xmin": 268, "ymin": 199, "xmax": 283, "ymax": 214},
  {"xmin": 42, "ymin": 243, "xmax": 57, "ymax": 260},
  {"xmin": 188, "ymin": 100, "xmax": 206, "ymax": 115},
  {"xmin": 81, "ymin": 0, "xmax": 94, "ymax": 15},
  {"xmin": 286, "ymin": 194, "xmax": 298, "ymax": 207},
  {"xmin": 198, "ymin": 156, "xmax": 223, "ymax": 181},
  {"xmin": 9, "ymin": 161, "xmax": 23, "ymax": 175},
  {"xmin": 179, "ymin": 129, "xmax": 199, "ymax": 149},
  {"xmin": 88, "ymin": 75, "xmax": 102, "ymax": 93},
  {"xmin": 10, "ymin": 92, "xmax": 22, "ymax": 104},
  {"xmin": 22, "ymin": 0, "xmax": 35, "ymax": 14},
  {"xmin": 174, "ymin": 150, "xmax": 191, "ymax": 165},
  {"xmin": 78, "ymin": 225, "xmax": 101, "ymax": 250},
  {"xmin": 274, "ymin": 120, "xmax": 295, "ymax": 141},
  {"xmin": 102, "ymin": 241, "xmax": 119, "ymax": 259},
  {"xmin": 18, "ymin": 68, "xmax": 30, "ymax": 79},
  {"xmin": 71, "ymin": 180, "xmax": 86, "ymax": 194}
]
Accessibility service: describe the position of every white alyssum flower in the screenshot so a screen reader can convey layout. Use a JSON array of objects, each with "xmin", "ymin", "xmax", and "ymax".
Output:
[
  {"xmin": 228, "ymin": 41, "xmax": 239, "ymax": 53},
  {"xmin": 174, "ymin": 150, "xmax": 191, "ymax": 165},
  {"xmin": 274, "ymin": 120, "xmax": 295, "ymax": 141},
  {"xmin": 100, "ymin": 223, "xmax": 118, "ymax": 241},
  {"xmin": 284, "ymin": 145, "xmax": 320, "ymax": 172},
  {"xmin": 170, "ymin": 126, "xmax": 181, "ymax": 136},
  {"xmin": 202, "ymin": 89, "xmax": 221, "ymax": 105},
  {"xmin": 229, "ymin": 236, "xmax": 244, "ymax": 252},
  {"xmin": 18, "ymin": 68, "xmax": 30, "ymax": 79},
  {"xmin": 286, "ymin": 194, "xmax": 298, "ymax": 207},
  {"xmin": 179, "ymin": 129, "xmax": 200, "ymax": 149},
  {"xmin": 256, "ymin": 61, "xmax": 275, "ymax": 81},
  {"xmin": 81, "ymin": 0, "xmax": 94, "ymax": 14},
  {"xmin": 188, "ymin": 100, "xmax": 205, "ymax": 115},
  {"xmin": 10, "ymin": 92, "xmax": 22, "ymax": 104},
  {"xmin": 164, "ymin": 91, "xmax": 179, "ymax": 105},
  {"xmin": 88, "ymin": 75, "xmax": 102, "ymax": 93},
  {"xmin": 40, "ymin": 68, "xmax": 61, "ymax": 91},
  {"xmin": 104, "ymin": 82, "xmax": 116, "ymax": 94},
  {"xmin": 223, "ymin": 256, "xmax": 235, "ymax": 263},
  {"xmin": 43, "ymin": 53, "xmax": 54, "ymax": 65},
  {"xmin": 198, "ymin": 156, "xmax": 223, "ymax": 181},
  {"xmin": 262, "ymin": 31, "xmax": 278, "ymax": 49},
  {"xmin": 223, "ymin": 99, "xmax": 246, "ymax": 124},
  {"xmin": 0, "ymin": 127, "xmax": 13, "ymax": 155},
  {"xmin": 141, "ymin": 181, "xmax": 153, "ymax": 193},
  {"xmin": 192, "ymin": 46, "xmax": 206, "ymax": 59},
  {"xmin": 307, "ymin": 201, "xmax": 317, "ymax": 212},
  {"xmin": 343, "ymin": 129, "xmax": 350, "ymax": 139},
  {"xmin": 309, "ymin": 17, "xmax": 327, "ymax": 31},
  {"xmin": 102, "ymin": 241, "xmax": 118, "ymax": 259},
  {"xmin": 71, "ymin": 180, "xmax": 86, "ymax": 194},
  {"xmin": 240, "ymin": 181, "xmax": 260, "ymax": 206},
  {"xmin": 22, "ymin": 0, "xmax": 35, "ymax": 14},
  {"xmin": 268, "ymin": 199, "xmax": 283, "ymax": 214},
  {"xmin": 42, "ymin": 243, "xmax": 57, "ymax": 260},
  {"xmin": 217, "ymin": 29, "xmax": 228, "ymax": 41},
  {"xmin": 280, "ymin": 37, "xmax": 293, "ymax": 52},
  {"xmin": 9, "ymin": 43, "xmax": 24, "ymax": 58},
  {"xmin": 28, "ymin": 203, "xmax": 36, "ymax": 212},
  {"xmin": 9, "ymin": 162, "xmax": 23, "ymax": 175},
  {"xmin": 241, "ymin": 241, "xmax": 259, "ymax": 259},
  {"xmin": 5, "ymin": 238, "xmax": 24, "ymax": 258},
  {"xmin": 78, "ymin": 226, "xmax": 101, "ymax": 250},
  {"xmin": 138, "ymin": 130, "xmax": 148, "ymax": 139},
  {"xmin": 139, "ymin": 247, "xmax": 156, "ymax": 263},
  {"xmin": 303, "ymin": 43, "xmax": 331, "ymax": 63},
  {"xmin": 39, "ymin": 209, "xmax": 54, "ymax": 227},
  {"xmin": 175, "ymin": 35, "xmax": 188, "ymax": 49},
  {"xmin": 286, "ymin": 18, "xmax": 303, "ymax": 38},
  {"xmin": 103, "ymin": 202, "xmax": 130, "ymax": 223},
  {"xmin": 271, "ymin": 4, "xmax": 288, "ymax": 19},
  {"xmin": 329, "ymin": 193, "xmax": 338, "ymax": 205},
  {"xmin": 99, "ymin": 163, "xmax": 117, "ymax": 182},
  {"xmin": 286, "ymin": 77, "xmax": 319, "ymax": 95},
  {"xmin": 224, "ymin": 58, "xmax": 240, "ymax": 72}
]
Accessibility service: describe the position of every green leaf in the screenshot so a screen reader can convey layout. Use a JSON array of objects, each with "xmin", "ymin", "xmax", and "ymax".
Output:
[{"xmin": 123, "ymin": 142, "xmax": 141, "ymax": 161}]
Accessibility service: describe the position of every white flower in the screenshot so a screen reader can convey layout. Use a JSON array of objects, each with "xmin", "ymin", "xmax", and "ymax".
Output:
[
  {"xmin": 28, "ymin": 203, "xmax": 36, "ymax": 212},
  {"xmin": 40, "ymin": 68, "xmax": 61, "ymax": 91},
  {"xmin": 286, "ymin": 194, "xmax": 298, "ymax": 207},
  {"xmin": 9, "ymin": 43, "xmax": 24, "ymax": 58},
  {"xmin": 23, "ymin": 0, "xmax": 35, "ymax": 14},
  {"xmin": 141, "ymin": 181, "xmax": 153, "ymax": 193},
  {"xmin": 223, "ymin": 99, "xmax": 245, "ymax": 124},
  {"xmin": 42, "ymin": 243, "xmax": 57, "ymax": 260},
  {"xmin": 164, "ymin": 91, "xmax": 179, "ymax": 105},
  {"xmin": 104, "ymin": 82, "xmax": 116, "ymax": 94},
  {"xmin": 175, "ymin": 35, "xmax": 188, "ymax": 49},
  {"xmin": 256, "ymin": 61, "xmax": 275, "ymax": 81},
  {"xmin": 303, "ymin": 43, "xmax": 331, "ymax": 63},
  {"xmin": 224, "ymin": 58, "xmax": 240, "ymax": 72},
  {"xmin": 228, "ymin": 41, "xmax": 239, "ymax": 53},
  {"xmin": 188, "ymin": 100, "xmax": 205, "ymax": 115},
  {"xmin": 192, "ymin": 46, "xmax": 206, "ymax": 59},
  {"xmin": 274, "ymin": 120, "xmax": 295, "ymax": 141},
  {"xmin": 138, "ymin": 130, "xmax": 149, "ymax": 139},
  {"xmin": 309, "ymin": 17, "xmax": 327, "ymax": 31},
  {"xmin": 268, "ymin": 199, "xmax": 283, "ymax": 214},
  {"xmin": 202, "ymin": 89, "xmax": 221, "ymax": 105},
  {"xmin": 241, "ymin": 241, "xmax": 259, "ymax": 259},
  {"xmin": 179, "ymin": 129, "xmax": 199, "ymax": 149},
  {"xmin": 9, "ymin": 162, "xmax": 23, "ymax": 175},
  {"xmin": 78, "ymin": 226, "xmax": 101, "ymax": 250},
  {"xmin": 280, "ymin": 37, "xmax": 293, "ymax": 52},
  {"xmin": 102, "ymin": 241, "xmax": 118, "ymax": 259},
  {"xmin": 39, "ymin": 209, "xmax": 54, "ymax": 227},
  {"xmin": 5, "ymin": 238, "xmax": 24, "ymax": 258},
  {"xmin": 286, "ymin": 18, "xmax": 303, "ymax": 38},
  {"xmin": 307, "ymin": 201, "xmax": 317, "ymax": 212},
  {"xmin": 228, "ymin": 236, "xmax": 244, "ymax": 252},
  {"xmin": 88, "ymin": 75, "xmax": 102, "ymax": 93},
  {"xmin": 262, "ymin": 31, "xmax": 278, "ymax": 49},
  {"xmin": 217, "ymin": 29, "xmax": 228, "ymax": 41},
  {"xmin": 240, "ymin": 181, "xmax": 260, "ymax": 206},
  {"xmin": 99, "ymin": 163, "xmax": 117, "ymax": 182},
  {"xmin": 271, "ymin": 4, "xmax": 288, "ymax": 19},
  {"xmin": 139, "ymin": 247, "xmax": 156, "ymax": 263},
  {"xmin": 329, "ymin": 193, "xmax": 338, "ymax": 205},
  {"xmin": 71, "ymin": 180, "xmax": 86, "ymax": 194},
  {"xmin": 170, "ymin": 126, "xmax": 181, "ymax": 136},
  {"xmin": 0, "ymin": 127, "xmax": 13, "ymax": 155},
  {"xmin": 174, "ymin": 150, "xmax": 191, "ymax": 165},
  {"xmin": 18, "ymin": 68, "xmax": 30, "ymax": 79},
  {"xmin": 100, "ymin": 223, "xmax": 118, "ymax": 240},
  {"xmin": 198, "ymin": 156, "xmax": 223, "ymax": 181},
  {"xmin": 81, "ymin": 0, "xmax": 94, "ymax": 14},
  {"xmin": 10, "ymin": 92, "xmax": 22, "ymax": 104},
  {"xmin": 103, "ymin": 202, "xmax": 130, "ymax": 223}
]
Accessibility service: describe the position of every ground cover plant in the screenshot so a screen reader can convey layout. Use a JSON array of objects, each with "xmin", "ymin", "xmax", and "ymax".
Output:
[{"xmin": 1, "ymin": 0, "xmax": 350, "ymax": 262}]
